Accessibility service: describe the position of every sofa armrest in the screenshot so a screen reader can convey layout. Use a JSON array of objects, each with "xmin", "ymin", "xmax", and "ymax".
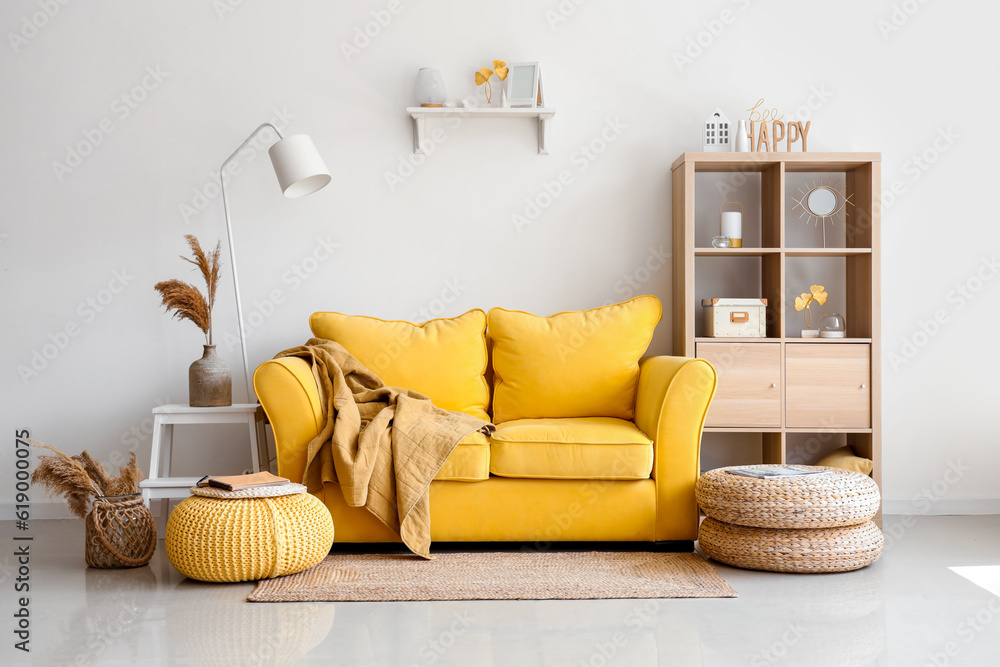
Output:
[
  {"xmin": 635, "ymin": 355, "xmax": 717, "ymax": 542},
  {"xmin": 253, "ymin": 357, "xmax": 324, "ymax": 484}
]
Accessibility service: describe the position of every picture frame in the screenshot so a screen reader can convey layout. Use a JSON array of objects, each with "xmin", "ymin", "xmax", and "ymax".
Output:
[{"xmin": 505, "ymin": 62, "xmax": 540, "ymax": 108}]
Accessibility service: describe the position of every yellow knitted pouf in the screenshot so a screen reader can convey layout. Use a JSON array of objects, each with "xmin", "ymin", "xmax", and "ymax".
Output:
[{"xmin": 165, "ymin": 484, "xmax": 333, "ymax": 583}]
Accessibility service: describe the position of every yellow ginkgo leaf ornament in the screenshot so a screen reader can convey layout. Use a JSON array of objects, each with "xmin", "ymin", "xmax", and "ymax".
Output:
[
  {"xmin": 474, "ymin": 60, "xmax": 507, "ymax": 105},
  {"xmin": 795, "ymin": 284, "xmax": 830, "ymax": 331}
]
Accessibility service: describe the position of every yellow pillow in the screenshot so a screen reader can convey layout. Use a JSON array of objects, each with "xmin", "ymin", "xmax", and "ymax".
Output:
[
  {"xmin": 309, "ymin": 309, "xmax": 490, "ymax": 420},
  {"xmin": 488, "ymin": 296, "xmax": 662, "ymax": 423},
  {"xmin": 817, "ymin": 446, "xmax": 873, "ymax": 475}
]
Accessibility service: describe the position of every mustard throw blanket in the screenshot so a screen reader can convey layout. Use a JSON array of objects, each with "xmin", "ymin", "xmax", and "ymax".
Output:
[{"xmin": 275, "ymin": 339, "xmax": 494, "ymax": 558}]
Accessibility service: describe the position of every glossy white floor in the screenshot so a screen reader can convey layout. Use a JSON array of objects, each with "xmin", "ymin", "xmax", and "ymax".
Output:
[{"xmin": 3, "ymin": 515, "xmax": 999, "ymax": 666}]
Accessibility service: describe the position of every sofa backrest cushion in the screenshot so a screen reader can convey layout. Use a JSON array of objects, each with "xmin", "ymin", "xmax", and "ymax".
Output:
[
  {"xmin": 309, "ymin": 309, "xmax": 490, "ymax": 421},
  {"xmin": 487, "ymin": 296, "xmax": 662, "ymax": 423}
]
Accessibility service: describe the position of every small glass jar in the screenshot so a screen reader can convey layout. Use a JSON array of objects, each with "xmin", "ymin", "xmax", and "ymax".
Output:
[
  {"xmin": 711, "ymin": 236, "xmax": 731, "ymax": 248},
  {"xmin": 819, "ymin": 313, "xmax": 847, "ymax": 338}
]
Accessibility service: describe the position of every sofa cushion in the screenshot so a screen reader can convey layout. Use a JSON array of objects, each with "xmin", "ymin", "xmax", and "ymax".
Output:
[
  {"xmin": 489, "ymin": 417, "xmax": 654, "ymax": 480},
  {"xmin": 817, "ymin": 446, "xmax": 873, "ymax": 475},
  {"xmin": 488, "ymin": 296, "xmax": 662, "ymax": 422},
  {"xmin": 310, "ymin": 309, "xmax": 490, "ymax": 421},
  {"xmin": 435, "ymin": 431, "xmax": 490, "ymax": 482}
]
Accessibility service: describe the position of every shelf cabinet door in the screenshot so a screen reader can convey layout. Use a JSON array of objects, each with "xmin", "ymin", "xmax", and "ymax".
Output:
[
  {"xmin": 785, "ymin": 344, "xmax": 871, "ymax": 428},
  {"xmin": 697, "ymin": 343, "xmax": 781, "ymax": 427}
]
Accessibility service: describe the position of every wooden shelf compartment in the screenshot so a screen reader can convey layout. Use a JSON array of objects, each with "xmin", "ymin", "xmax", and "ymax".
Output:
[
  {"xmin": 785, "ymin": 254, "xmax": 873, "ymax": 339},
  {"xmin": 693, "ymin": 255, "xmax": 782, "ymax": 339}
]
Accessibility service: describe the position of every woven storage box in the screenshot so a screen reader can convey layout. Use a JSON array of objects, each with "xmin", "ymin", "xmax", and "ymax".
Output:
[
  {"xmin": 699, "ymin": 517, "xmax": 884, "ymax": 573},
  {"xmin": 165, "ymin": 484, "xmax": 334, "ymax": 583},
  {"xmin": 696, "ymin": 465, "xmax": 880, "ymax": 529}
]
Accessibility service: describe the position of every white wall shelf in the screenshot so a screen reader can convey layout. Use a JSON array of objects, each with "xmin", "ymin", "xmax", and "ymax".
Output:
[{"xmin": 406, "ymin": 107, "xmax": 556, "ymax": 155}]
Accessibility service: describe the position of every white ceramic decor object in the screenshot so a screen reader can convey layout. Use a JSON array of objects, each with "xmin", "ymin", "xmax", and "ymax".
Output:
[
  {"xmin": 415, "ymin": 68, "xmax": 447, "ymax": 107},
  {"xmin": 720, "ymin": 202, "xmax": 743, "ymax": 248},
  {"xmin": 703, "ymin": 108, "xmax": 731, "ymax": 151},
  {"xmin": 734, "ymin": 120, "xmax": 751, "ymax": 152}
]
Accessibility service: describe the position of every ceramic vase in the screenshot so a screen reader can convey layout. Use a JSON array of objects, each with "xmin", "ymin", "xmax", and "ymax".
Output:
[
  {"xmin": 189, "ymin": 345, "xmax": 232, "ymax": 407},
  {"xmin": 415, "ymin": 68, "xmax": 447, "ymax": 107},
  {"xmin": 734, "ymin": 120, "xmax": 751, "ymax": 152}
]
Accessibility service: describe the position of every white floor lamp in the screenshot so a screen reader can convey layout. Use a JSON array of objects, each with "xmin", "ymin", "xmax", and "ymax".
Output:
[{"xmin": 220, "ymin": 123, "xmax": 331, "ymax": 403}]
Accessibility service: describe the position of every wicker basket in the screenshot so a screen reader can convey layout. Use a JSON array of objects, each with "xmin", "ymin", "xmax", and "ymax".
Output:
[
  {"xmin": 699, "ymin": 517, "xmax": 883, "ymax": 573},
  {"xmin": 85, "ymin": 494, "xmax": 156, "ymax": 568},
  {"xmin": 696, "ymin": 465, "xmax": 880, "ymax": 529}
]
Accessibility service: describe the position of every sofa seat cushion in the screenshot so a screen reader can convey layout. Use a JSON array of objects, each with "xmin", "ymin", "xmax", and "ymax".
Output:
[
  {"xmin": 489, "ymin": 418, "xmax": 654, "ymax": 480},
  {"xmin": 435, "ymin": 431, "xmax": 490, "ymax": 482}
]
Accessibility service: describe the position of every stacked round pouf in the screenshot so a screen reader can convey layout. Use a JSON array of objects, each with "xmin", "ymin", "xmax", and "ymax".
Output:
[
  {"xmin": 166, "ymin": 483, "xmax": 334, "ymax": 583},
  {"xmin": 696, "ymin": 465, "xmax": 883, "ymax": 573}
]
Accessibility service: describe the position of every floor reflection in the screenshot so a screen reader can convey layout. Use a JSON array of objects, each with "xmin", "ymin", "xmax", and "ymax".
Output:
[
  {"xmin": 697, "ymin": 559, "xmax": 887, "ymax": 667},
  {"xmin": 165, "ymin": 580, "xmax": 337, "ymax": 666},
  {"xmin": 16, "ymin": 516, "xmax": 1000, "ymax": 667}
]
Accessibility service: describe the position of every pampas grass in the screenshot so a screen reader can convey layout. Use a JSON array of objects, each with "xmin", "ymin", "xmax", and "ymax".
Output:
[
  {"xmin": 154, "ymin": 235, "xmax": 222, "ymax": 344},
  {"xmin": 31, "ymin": 441, "xmax": 144, "ymax": 518}
]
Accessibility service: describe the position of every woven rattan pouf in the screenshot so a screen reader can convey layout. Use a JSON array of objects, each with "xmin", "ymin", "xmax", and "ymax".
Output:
[
  {"xmin": 696, "ymin": 465, "xmax": 882, "ymax": 573},
  {"xmin": 699, "ymin": 517, "xmax": 883, "ymax": 573},
  {"xmin": 165, "ymin": 483, "xmax": 334, "ymax": 583}
]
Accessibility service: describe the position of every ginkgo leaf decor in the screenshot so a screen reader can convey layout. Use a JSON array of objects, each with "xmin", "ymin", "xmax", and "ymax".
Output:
[
  {"xmin": 794, "ymin": 284, "xmax": 828, "ymax": 334},
  {"xmin": 474, "ymin": 59, "xmax": 508, "ymax": 105}
]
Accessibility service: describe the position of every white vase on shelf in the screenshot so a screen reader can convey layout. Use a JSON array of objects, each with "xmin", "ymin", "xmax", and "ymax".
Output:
[
  {"xmin": 733, "ymin": 120, "xmax": 751, "ymax": 152},
  {"xmin": 415, "ymin": 68, "xmax": 447, "ymax": 107}
]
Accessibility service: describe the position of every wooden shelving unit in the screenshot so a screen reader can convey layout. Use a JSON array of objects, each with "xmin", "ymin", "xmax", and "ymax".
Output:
[{"xmin": 672, "ymin": 152, "xmax": 881, "ymax": 512}]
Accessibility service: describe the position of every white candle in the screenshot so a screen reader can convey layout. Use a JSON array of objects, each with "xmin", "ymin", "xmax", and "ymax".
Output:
[{"xmin": 721, "ymin": 211, "xmax": 742, "ymax": 240}]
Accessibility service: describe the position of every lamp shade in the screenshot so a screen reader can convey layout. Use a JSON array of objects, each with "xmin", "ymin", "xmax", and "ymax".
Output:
[{"xmin": 268, "ymin": 134, "xmax": 331, "ymax": 198}]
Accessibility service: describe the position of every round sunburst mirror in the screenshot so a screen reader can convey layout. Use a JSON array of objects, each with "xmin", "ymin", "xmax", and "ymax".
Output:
[{"xmin": 794, "ymin": 181, "xmax": 853, "ymax": 247}]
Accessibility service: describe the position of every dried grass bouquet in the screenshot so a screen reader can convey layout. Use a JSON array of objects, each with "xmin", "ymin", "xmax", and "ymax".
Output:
[
  {"xmin": 31, "ymin": 442, "xmax": 143, "ymax": 517},
  {"xmin": 153, "ymin": 234, "xmax": 222, "ymax": 345}
]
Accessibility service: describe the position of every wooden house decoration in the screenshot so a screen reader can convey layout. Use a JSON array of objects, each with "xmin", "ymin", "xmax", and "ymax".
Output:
[{"xmin": 703, "ymin": 109, "xmax": 731, "ymax": 152}]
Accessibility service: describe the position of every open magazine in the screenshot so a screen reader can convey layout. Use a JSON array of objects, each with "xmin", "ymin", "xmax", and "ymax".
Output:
[{"xmin": 726, "ymin": 465, "xmax": 831, "ymax": 479}]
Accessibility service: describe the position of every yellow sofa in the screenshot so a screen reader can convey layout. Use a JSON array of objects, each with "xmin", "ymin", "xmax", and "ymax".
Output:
[{"xmin": 253, "ymin": 297, "xmax": 717, "ymax": 550}]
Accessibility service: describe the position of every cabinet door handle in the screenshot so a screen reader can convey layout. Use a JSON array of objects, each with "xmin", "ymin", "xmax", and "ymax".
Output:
[
  {"xmin": 860, "ymin": 384, "xmax": 867, "ymax": 389},
  {"xmin": 771, "ymin": 383, "xmax": 777, "ymax": 388}
]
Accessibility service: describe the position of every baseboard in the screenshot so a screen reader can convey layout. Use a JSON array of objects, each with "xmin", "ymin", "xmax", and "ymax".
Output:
[
  {"xmin": 882, "ymin": 497, "xmax": 1000, "ymax": 516},
  {"xmin": 0, "ymin": 500, "xmax": 167, "ymax": 520}
]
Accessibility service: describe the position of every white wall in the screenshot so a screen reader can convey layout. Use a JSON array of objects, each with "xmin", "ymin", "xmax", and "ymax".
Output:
[{"xmin": 2, "ymin": 0, "xmax": 998, "ymax": 515}]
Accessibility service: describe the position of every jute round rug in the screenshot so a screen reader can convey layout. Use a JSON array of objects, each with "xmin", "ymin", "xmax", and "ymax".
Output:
[{"xmin": 248, "ymin": 551, "xmax": 737, "ymax": 602}]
